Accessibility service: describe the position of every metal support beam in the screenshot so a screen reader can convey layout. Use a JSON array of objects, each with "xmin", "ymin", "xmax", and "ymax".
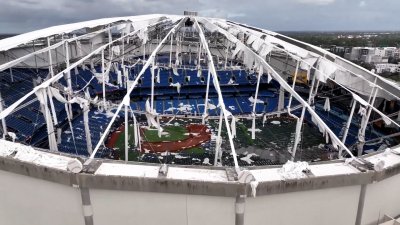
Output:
[
  {"xmin": 202, "ymin": 69, "xmax": 211, "ymax": 124},
  {"xmin": 65, "ymin": 41, "xmax": 73, "ymax": 117},
  {"xmin": 0, "ymin": 18, "xmax": 174, "ymax": 121},
  {"xmin": 189, "ymin": 44, "xmax": 192, "ymax": 64},
  {"xmin": 143, "ymin": 43, "xmax": 146, "ymax": 61},
  {"xmin": 0, "ymin": 92, "xmax": 7, "ymax": 138},
  {"xmin": 228, "ymin": 21, "xmax": 400, "ymax": 102},
  {"xmin": 292, "ymin": 106, "xmax": 306, "ymax": 161},
  {"xmin": 32, "ymin": 40, "xmax": 38, "ymax": 72},
  {"xmin": 287, "ymin": 60, "xmax": 300, "ymax": 110},
  {"xmin": 277, "ymin": 86, "xmax": 285, "ymax": 117},
  {"xmin": 108, "ymin": 27, "xmax": 112, "ymax": 51},
  {"xmin": 198, "ymin": 43, "xmax": 202, "ymax": 66},
  {"xmin": 355, "ymin": 184, "xmax": 367, "ymax": 225},
  {"xmin": 251, "ymin": 66, "xmax": 262, "ymax": 140},
  {"xmin": 235, "ymin": 194, "xmax": 246, "ymax": 225},
  {"xmin": 224, "ymin": 42, "xmax": 229, "ymax": 70},
  {"xmin": 340, "ymin": 100, "xmax": 357, "ymax": 157},
  {"xmin": 124, "ymin": 104, "xmax": 129, "ymax": 162},
  {"xmin": 230, "ymin": 21, "xmax": 400, "ymax": 129},
  {"xmin": 0, "ymin": 26, "xmax": 116, "ymax": 73},
  {"xmin": 47, "ymin": 87, "xmax": 58, "ymax": 126},
  {"xmin": 88, "ymin": 17, "xmax": 186, "ymax": 160},
  {"xmin": 195, "ymin": 18, "xmax": 240, "ymax": 172},
  {"xmin": 357, "ymin": 77, "xmax": 378, "ymax": 155},
  {"xmin": 214, "ymin": 109, "xmax": 224, "ymax": 166},
  {"xmin": 169, "ymin": 34, "xmax": 173, "ymax": 67},
  {"xmin": 290, "ymin": 65, "xmax": 316, "ymax": 160},
  {"xmin": 37, "ymin": 89, "xmax": 58, "ymax": 151},
  {"xmin": 80, "ymin": 188, "xmax": 94, "ymax": 225},
  {"xmin": 150, "ymin": 61, "xmax": 155, "ymax": 111},
  {"xmin": 54, "ymin": 35, "xmax": 59, "ymax": 68},
  {"xmin": 47, "ymin": 37, "xmax": 54, "ymax": 77},
  {"xmin": 135, "ymin": 114, "xmax": 141, "ymax": 152},
  {"xmin": 308, "ymin": 72, "xmax": 316, "ymax": 104},
  {"xmin": 101, "ymin": 49, "xmax": 106, "ymax": 109},
  {"xmin": 358, "ymin": 87, "xmax": 378, "ymax": 156},
  {"xmin": 83, "ymin": 103, "xmax": 93, "ymax": 154},
  {"xmin": 122, "ymin": 35, "xmax": 125, "ymax": 66},
  {"xmin": 202, "ymin": 18, "xmax": 356, "ymax": 158},
  {"xmin": 10, "ymin": 68, "xmax": 13, "ymax": 83}
]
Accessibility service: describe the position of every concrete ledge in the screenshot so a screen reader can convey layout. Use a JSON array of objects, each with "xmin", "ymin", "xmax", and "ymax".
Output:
[
  {"xmin": 0, "ymin": 156, "xmax": 75, "ymax": 186},
  {"xmin": 77, "ymin": 173, "xmax": 241, "ymax": 197},
  {"xmin": 1, "ymin": 147, "xmax": 400, "ymax": 198}
]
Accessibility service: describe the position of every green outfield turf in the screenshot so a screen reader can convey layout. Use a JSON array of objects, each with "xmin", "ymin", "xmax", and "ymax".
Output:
[
  {"xmin": 180, "ymin": 147, "xmax": 204, "ymax": 154},
  {"xmin": 142, "ymin": 125, "xmax": 188, "ymax": 142},
  {"xmin": 113, "ymin": 124, "xmax": 139, "ymax": 161}
]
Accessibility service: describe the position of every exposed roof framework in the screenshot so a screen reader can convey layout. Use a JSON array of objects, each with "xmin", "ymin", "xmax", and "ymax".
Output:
[{"xmin": 0, "ymin": 14, "xmax": 399, "ymax": 173}]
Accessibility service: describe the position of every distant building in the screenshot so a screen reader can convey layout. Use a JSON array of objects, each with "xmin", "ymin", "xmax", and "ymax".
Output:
[
  {"xmin": 344, "ymin": 47, "xmax": 378, "ymax": 63},
  {"xmin": 344, "ymin": 47, "xmax": 362, "ymax": 61},
  {"xmin": 384, "ymin": 47, "xmax": 397, "ymax": 58},
  {"xmin": 344, "ymin": 46, "xmax": 399, "ymax": 64},
  {"xmin": 329, "ymin": 45, "xmax": 345, "ymax": 57},
  {"xmin": 394, "ymin": 49, "xmax": 400, "ymax": 60},
  {"xmin": 375, "ymin": 48, "xmax": 386, "ymax": 57},
  {"xmin": 360, "ymin": 47, "xmax": 378, "ymax": 63},
  {"xmin": 375, "ymin": 63, "xmax": 400, "ymax": 74}
]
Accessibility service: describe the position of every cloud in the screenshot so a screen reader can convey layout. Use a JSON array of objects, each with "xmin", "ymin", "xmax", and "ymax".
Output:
[
  {"xmin": 227, "ymin": 13, "xmax": 246, "ymax": 19},
  {"xmin": 294, "ymin": 0, "xmax": 335, "ymax": 5},
  {"xmin": 0, "ymin": 0, "xmax": 399, "ymax": 33}
]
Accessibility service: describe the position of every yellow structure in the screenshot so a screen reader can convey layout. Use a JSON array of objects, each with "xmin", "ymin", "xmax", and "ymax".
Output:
[{"xmin": 292, "ymin": 70, "xmax": 309, "ymax": 85}]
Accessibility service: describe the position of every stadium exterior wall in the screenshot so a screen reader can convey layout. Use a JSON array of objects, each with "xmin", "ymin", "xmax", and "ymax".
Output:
[{"xmin": 1, "ymin": 150, "xmax": 400, "ymax": 225}]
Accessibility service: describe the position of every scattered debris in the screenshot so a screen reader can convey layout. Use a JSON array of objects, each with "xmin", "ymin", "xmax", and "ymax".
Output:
[
  {"xmin": 279, "ymin": 160, "xmax": 310, "ymax": 179},
  {"xmin": 270, "ymin": 121, "xmax": 281, "ymax": 125}
]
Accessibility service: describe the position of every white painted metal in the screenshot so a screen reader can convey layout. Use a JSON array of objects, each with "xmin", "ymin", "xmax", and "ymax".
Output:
[
  {"xmin": 0, "ymin": 92, "xmax": 7, "ymax": 138},
  {"xmin": 202, "ymin": 69, "xmax": 211, "ymax": 124},
  {"xmin": 0, "ymin": 18, "xmax": 173, "ymax": 120},
  {"xmin": 287, "ymin": 60, "xmax": 300, "ymax": 110},
  {"xmin": 201, "ymin": 18, "xmax": 356, "ymax": 158},
  {"xmin": 214, "ymin": 108, "xmax": 224, "ymax": 166},
  {"xmin": 340, "ymin": 100, "xmax": 357, "ymax": 157},
  {"xmin": 125, "ymin": 104, "xmax": 129, "ymax": 162},
  {"xmin": 169, "ymin": 34, "xmax": 173, "ymax": 67},
  {"xmin": 150, "ymin": 61, "xmax": 155, "ymax": 111},
  {"xmin": 292, "ymin": 106, "xmax": 306, "ymax": 160},
  {"xmin": 194, "ymin": 18, "xmax": 240, "ymax": 171},
  {"xmin": 251, "ymin": 66, "xmax": 262, "ymax": 140},
  {"xmin": 47, "ymin": 37, "xmax": 54, "ymax": 77},
  {"xmin": 101, "ymin": 49, "xmax": 106, "ymax": 110},
  {"xmin": 88, "ymin": 17, "xmax": 186, "ymax": 159}
]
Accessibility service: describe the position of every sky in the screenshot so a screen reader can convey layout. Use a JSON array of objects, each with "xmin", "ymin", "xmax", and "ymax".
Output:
[{"xmin": 0, "ymin": 0, "xmax": 399, "ymax": 33}]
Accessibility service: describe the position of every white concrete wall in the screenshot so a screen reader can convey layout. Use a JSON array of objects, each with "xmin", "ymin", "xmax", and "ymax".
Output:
[
  {"xmin": 244, "ymin": 185, "xmax": 361, "ymax": 225},
  {"xmin": 0, "ymin": 170, "xmax": 85, "ymax": 225},
  {"xmin": 1, "ymin": 167, "xmax": 400, "ymax": 225},
  {"xmin": 90, "ymin": 189, "xmax": 235, "ymax": 225},
  {"xmin": 361, "ymin": 173, "xmax": 400, "ymax": 225}
]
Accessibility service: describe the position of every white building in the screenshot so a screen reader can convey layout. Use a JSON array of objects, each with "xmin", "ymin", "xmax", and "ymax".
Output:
[
  {"xmin": 360, "ymin": 48, "xmax": 380, "ymax": 63},
  {"xmin": 394, "ymin": 49, "xmax": 400, "ymax": 60},
  {"xmin": 345, "ymin": 47, "xmax": 399, "ymax": 64},
  {"xmin": 375, "ymin": 48, "xmax": 386, "ymax": 57},
  {"xmin": 344, "ymin": 47, "xmax": 363, "ymax": 61},
  {"xmin": 384, "ymin": 47, "xmax": 397, "ymax": 58},
  {"xmin": 375, "ymin": 63, "xmax": 400, "ymax": 74}
]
